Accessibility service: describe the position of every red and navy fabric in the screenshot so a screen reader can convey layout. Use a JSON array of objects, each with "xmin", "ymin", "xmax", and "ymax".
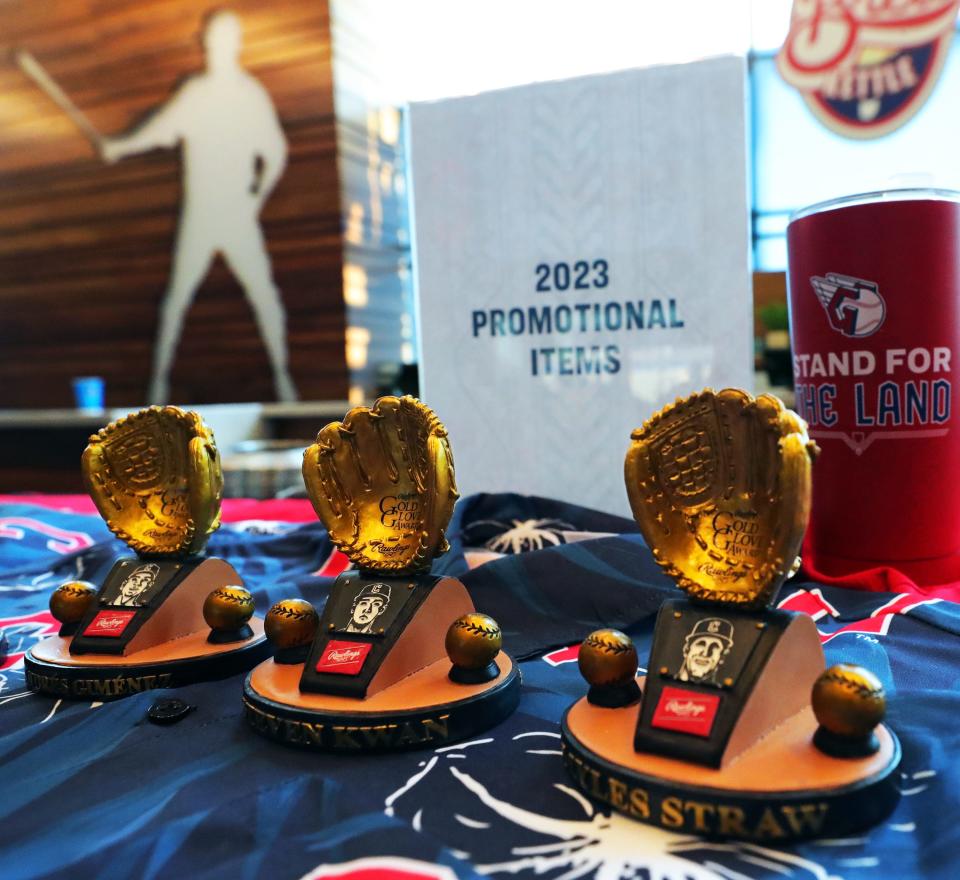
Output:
[{"xmin": 0, "ymin": 495, "xmax": 956, "ymax": 879}]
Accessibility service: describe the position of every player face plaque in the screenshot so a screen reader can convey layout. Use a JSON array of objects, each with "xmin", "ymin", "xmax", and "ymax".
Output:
[
  {"xmin": 25, "ymin": 406, "xmax": 269, "ymax": 699},
  {"xmin": 560, "ymin": 388, "xmax": 903, "ymax": 842},
  {"xmin": 101, "ymin": 563, "xmax": 163, "ymax": 608},
  {"xmin": 343, "ymin": 583, "xmax": 391, "ymax": 633},
  {"xmin": 243, "ymin": 396, "xmax": 520, "ymax": 752},
  {"xmin": 676, "ymin": 617, "xmax": 733, "ymax": 684}
]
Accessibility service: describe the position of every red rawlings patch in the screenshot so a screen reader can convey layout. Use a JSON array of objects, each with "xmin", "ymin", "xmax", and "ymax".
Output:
[
  {"xmin": 84, "ymin": 610, "xmax": 136, "ymax": 637},
  {"xmin": 651, "ymin": 686, "xmax": 720, "ymax": 738},
  {"xmin": 315, "ymin": 640, "xmax": 372, "ymax": 675}
]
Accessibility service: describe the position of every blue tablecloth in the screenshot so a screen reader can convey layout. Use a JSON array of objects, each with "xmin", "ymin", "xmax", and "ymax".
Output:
[{"xmin": 0, "ymin": 494, "xmax": 955, "ymax": 879}]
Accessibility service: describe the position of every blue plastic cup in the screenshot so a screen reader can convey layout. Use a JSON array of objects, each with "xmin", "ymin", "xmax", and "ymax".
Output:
[{"xmin": 72, "ymin": 376, "xmax": 105, "ymax": 410}]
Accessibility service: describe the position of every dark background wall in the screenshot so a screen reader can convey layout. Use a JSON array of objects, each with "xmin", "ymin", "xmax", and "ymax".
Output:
[{"xmin": 0, "ymin": 0, "xmax": 347, "ymax": 407}]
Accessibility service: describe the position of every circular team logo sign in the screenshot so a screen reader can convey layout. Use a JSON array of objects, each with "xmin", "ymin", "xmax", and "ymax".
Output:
[{"xmin": 777, "ymin": 0, "xmax": 960, "ymax": 138}]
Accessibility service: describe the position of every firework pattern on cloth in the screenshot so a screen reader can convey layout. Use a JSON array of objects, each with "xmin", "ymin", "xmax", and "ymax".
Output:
[{"xmin": 0, "ymin": 494, "xmax": 955, "ymax": 879}]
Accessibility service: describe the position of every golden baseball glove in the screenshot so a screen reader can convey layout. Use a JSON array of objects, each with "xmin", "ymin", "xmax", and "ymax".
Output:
[
  {"xmin": 625, "ymin": 388, "xmax": 817, "ymax": 609},
  {"xmin": 303, "ymin": 396, "xmax": 459, "ymax": 573},
  {"xmin": 82, "ymin": 406, "xmax": 223, "ymax": 557}
]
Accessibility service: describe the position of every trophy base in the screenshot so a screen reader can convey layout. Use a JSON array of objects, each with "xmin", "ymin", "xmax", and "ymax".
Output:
[
  {"xmin": 24, "ymin": 620, "xmax": 269, "ymax": 701},
  {"xmin": 561, "ymin": 694, "xmax": 901, "ymax": 842},
  {"xmin": 243, "ymin": 652, "xmax": 521, "ymax": 752}
]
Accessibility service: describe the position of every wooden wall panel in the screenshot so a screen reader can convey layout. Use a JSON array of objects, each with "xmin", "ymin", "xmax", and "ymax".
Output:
[{"xmin": 0, "ymin": 0, "xmax": 347, "ymax": 407}]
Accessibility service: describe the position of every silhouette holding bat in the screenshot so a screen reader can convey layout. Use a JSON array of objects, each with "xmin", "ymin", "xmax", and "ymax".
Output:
[{"xmin": 17, "ymin": 10, "xmax": 297, "ymax": 404}]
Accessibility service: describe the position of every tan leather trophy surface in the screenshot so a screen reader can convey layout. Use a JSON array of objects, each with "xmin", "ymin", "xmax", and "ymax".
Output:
[
  {"xmin": 243, "ymin": 396, "xmax": 520, "ymax": 752},
  {"xmin": 26, "ymin": 407, "xmax": 269, "ymax": 700},
  {"xmin": 561, "ymin": 389, "xmax": 901, "ymax": 842}
]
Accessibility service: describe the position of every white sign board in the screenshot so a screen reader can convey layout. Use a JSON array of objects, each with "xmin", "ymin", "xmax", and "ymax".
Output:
[{"xmin": 409, "ymin": 57, "xmax": 752, "ymax": 516}]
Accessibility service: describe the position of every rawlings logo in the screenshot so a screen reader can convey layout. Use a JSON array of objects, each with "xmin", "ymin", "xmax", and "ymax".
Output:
[
  {"xmin": 696, "ymin": 562, "xmax": 744, "ymax": 583},
  {"xmin": 664, "ymin": 698, "xmax": 707, "ymax": 717},
  {"xmin": 777, "ymin": 0, "xmax": 960, "ymax": 138},
  {"xmin": 367, "ymin": 542, "xmax": 409, "ymax": 557},
  {"xmin": 651, "ymin": 686, "xmax": 720, "ymax": 737},
  {"xmin": 84, "ymin": 610, "xmax": 136, "ymax": 637},
  {"xmin": 810, "ymin": 273, "xmax": 887, "ymax": 338},
  {"xmin": 315, "ymin": 640, "xmax": 371, "ymax": 675}
]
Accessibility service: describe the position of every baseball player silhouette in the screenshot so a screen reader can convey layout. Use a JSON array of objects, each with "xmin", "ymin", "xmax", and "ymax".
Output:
[{"xmin": 100, "ymin": 10, "xmax": 297, "ymax": 403}]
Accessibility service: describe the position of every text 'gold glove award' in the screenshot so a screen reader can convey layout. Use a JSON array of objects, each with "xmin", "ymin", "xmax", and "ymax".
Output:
[
  {"xmin": 83, "ymin": 406, "xmax": 223, "ymax": 557},
  {"xmin": 302, "ymin": 395, "xmax": 457, "ymax": 573},
  {"xmin": 244, "ymin": 396, "xmax": 520, "ymax": 753},
  {"xmin": 561, "ymin": 389, "xmax": 902, "ymax": 843},
  {"xmin": 625, "ymin": 388, "xmax": 812, "ymax": 608},
  {"xmin": 26, "ymin": 406, "xmax": 269, "ymax": 700}
]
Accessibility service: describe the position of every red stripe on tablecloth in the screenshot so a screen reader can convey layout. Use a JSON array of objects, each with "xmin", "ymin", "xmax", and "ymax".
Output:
[{"xmin": 0, "ymin": 495, "xmax": 317, "ymax": 523}]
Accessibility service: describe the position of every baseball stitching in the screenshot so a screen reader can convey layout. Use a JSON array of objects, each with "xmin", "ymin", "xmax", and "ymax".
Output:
[
  {"xmin": 57, "ymin": 584, "xmax": 94, "ymax": 598},
  {"xmin": 211, "ymin": 588, "xmax": 253, "ymax": 606},
  {"xmin": 454, "ymin": 618, "xmax": 500, "ymax": 639},
  {"xmin": 819, "ymin": 670, "xmax": 883, "ymax": 701},
  {"xmin": 584, "ymin": 634, "xmax": 633, "ymax": 655},
  {"xmin": 269, "ymin": 603, "xmax": 315, "ymax": 621}
]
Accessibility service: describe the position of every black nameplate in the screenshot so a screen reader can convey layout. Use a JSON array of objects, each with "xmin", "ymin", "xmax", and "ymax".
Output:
[
  {"xmin": 299, "ymin": 571, "xmax": 439, "ymax": 698},
  {"xmin": 69, "ymin": 556, "xmax": 202, "ymax": 656},
  {"xmin": 633, "ymin": 598, "xmax": 793, "ymax": 768}
]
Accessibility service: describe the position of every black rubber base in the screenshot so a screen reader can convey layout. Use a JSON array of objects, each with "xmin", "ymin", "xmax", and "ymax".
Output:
[
  {"xmin": 814, "ymin": 725, "xmax": 880, "ymax": 758},
  {"xmin": 274, "ymin": 644, "xmax": 311, "ymax": 665},
  {"xmin": 24, "ymin": 637, "xmax": 272, "ymax": 701},
  {"xmin": 243, "ymin": 660, "xmax": 522, "ymax": 753},
  {"xmin": 207, "ymin": 624, "xmax": 254, "ymax": 644},
  {"xmin": 588, "ymin": 679, "xmax": 642, "ymax": 708},
  {"xmin": 561, "ymin": 708, "xmax": 902, "ymax": 842},
  {"xmin": 449, "ymin": 661, "xmax": 499, "ymax": 684}
]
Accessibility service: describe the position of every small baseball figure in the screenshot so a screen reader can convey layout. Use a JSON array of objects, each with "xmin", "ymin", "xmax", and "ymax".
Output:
[
  {"xmin": 578, "ymin": 629, "xmax": 641, "ymax": 708},
  {"xmin": 812, "ymin": 663, "xmax": 886, "ymax": 757},
  {"xmin": 446, "ymin": 613, "xmax": 502, "ymax": 684},
  {"xmin": 203, "ymin": 585, "xmax": 255, "ymax": 642},
  {"xmin": 49, "ymin": 581, "xmax": 97, "ymax": 636},
  {"xmin": 264, "ymin": 598, "xmax": 320, "ymax": 663}
]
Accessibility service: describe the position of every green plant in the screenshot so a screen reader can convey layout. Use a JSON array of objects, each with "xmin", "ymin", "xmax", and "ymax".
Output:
[{"xmin": 758, "ymin": 303, "xmax": 789, "ymax": 332}]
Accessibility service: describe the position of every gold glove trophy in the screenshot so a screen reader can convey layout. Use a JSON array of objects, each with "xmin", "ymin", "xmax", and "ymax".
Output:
[
  {"xmin": 561, "ymin": 389, "xmax": 901, "ymax": 841},
  {"xmin": 25, "ymin": 407, "xmax": 269, "ymax": 699},
  {"xmin": 243, "ymin": 396, "xmax": 520, "ymax": 752}
]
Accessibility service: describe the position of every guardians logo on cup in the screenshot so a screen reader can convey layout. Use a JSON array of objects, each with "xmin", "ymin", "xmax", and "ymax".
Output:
[
  {"xmin": 811, "ymin": 273, "xmax": 887, "ymax": 338},
  {"xmin": 777, "ymin": 0, "xmax": 960, "ymax": 138}
]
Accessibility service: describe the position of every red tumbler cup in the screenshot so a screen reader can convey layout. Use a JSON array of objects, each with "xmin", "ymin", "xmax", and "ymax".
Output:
[{"xmin": 787, "ymin": 189, "xmax": 960, "ymax": 583}]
